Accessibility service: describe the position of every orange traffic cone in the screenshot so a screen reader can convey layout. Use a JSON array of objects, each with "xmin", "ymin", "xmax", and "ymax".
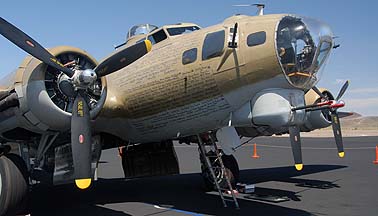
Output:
[
  {"xmin": 373, "ymin": 146, "xmax": 378, "ymax": 164},
  {"xmin": 252, "ymin": 143, "xmax": 260, "ymax": 159}
]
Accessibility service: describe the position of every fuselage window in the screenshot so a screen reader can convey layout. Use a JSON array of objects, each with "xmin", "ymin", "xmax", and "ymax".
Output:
[
  {"xmin": 182, "ymin": 48, "xmax": 198, "ymax": 65},
  {"xmin": 247, "ymin": 31, "xmax": 266, "ymax": 47},
  {"xmin": 167, "ymin": 26, "xmax": 200, "ymax": 36},
  {"xmin": 148, "ymin": 29, "xmax": 168, "ymax": 45},
  {"xmin": 202, "ymin": 30, "xmax": 225, "ymax": 60}
]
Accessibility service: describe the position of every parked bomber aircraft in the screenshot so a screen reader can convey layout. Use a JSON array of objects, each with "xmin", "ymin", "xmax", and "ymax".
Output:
[{"xmin": 0, "ymin": 7, "xmax": 350, "ymax": 214}]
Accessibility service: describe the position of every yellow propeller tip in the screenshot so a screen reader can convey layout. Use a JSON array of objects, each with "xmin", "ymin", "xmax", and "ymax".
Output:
[
  {"xmin": 145, "ymin": 40, "xmax": 152, "ymax": 52},
  {"xmin": 338, "ymin": 151, "xmax": 345, "ymax": 158},
  {"xmin": 295, "ymin": 164, "xmax": 303, "ymax": 171},
  {"xmin": 75, "ymin": 178, "xmax": 92, "ymax": 190}
]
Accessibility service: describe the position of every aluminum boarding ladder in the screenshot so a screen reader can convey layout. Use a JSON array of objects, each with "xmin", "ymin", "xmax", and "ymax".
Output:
[{"xmin": 197, "ymin": 135, "xmax": 240, "ymax": 209}]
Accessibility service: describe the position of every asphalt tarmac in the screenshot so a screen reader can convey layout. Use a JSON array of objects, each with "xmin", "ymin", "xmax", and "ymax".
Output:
[{"xmin": 28, "ymin": 136, "xmax": 378, "ymax": 216}]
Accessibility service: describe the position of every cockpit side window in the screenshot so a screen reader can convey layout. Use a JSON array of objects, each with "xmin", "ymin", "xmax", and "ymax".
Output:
[
  {"xmin": 247, "ymin": 31, "xmax": 266, "ymax": 47},
  {"xmin": 167, "ymin": 26, "xmax": 200, "ymax": 36},
  {"xmin": 202, "ymin": 30, "xmax": 225, "ymax": 60},
  {"xmin": 148, "ymin": 29, "xmax": 168, "ymax": 45}
]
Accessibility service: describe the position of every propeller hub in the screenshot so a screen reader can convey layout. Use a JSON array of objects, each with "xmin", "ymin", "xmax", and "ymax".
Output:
[
  {"xmin": 330, "ymin": 100, "xmax": 345, "ymax": 109},
  {"xmin": 73, "ymin": 69, "xmax": 97, "ymax": 89}
]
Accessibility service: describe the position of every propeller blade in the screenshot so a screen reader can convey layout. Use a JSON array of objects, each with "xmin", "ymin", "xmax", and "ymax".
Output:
[
  {"xmin": 0, "ymin": 17, "xmax": 74, "ymax": 77},
  {"xmin": 71, "ymin": 91, "xmax": 92, "ymax": 189},
  {"xmin": 336, "ymin": 80, "xmax": 350, "ymax": 101},
  {"xmin": 95, "ymin": 40, "xmax": 152, "ymax": 77},
  {"xmin": 312, "ymin": 86, "xmax": 327, "ymax": 100},
  {"xmin": 338, "ymin": 111, "xmax": 354, "ymax": 118},
  {"xmin": 331, "ymin": 111, "xmax": 344, "ymax": 158},
  {"xmin": 289, "ymin": 126, "xmax": 303, "ymax": 171}
]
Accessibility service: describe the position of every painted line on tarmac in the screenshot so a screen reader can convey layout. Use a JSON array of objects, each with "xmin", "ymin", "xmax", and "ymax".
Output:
[
  {"xmin": 253, "ymin": 143, "xmax": 376, "ymax": 150},
  {"xmin": 175, "ymin": 144, "xmax": 376, "ymax": 150},
  {"xmin": 153, "ymin": 205, "xmax": 203, "ymax": 216}
]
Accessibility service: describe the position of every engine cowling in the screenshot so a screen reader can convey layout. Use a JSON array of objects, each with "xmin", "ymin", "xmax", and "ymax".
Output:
[
  {"xmin": 0, "ymin": 46, "xmax": 107, "ymax": 138},
  {"xmin": 301, "ymin": 88, "xmax": 334, "ymax": 132}
]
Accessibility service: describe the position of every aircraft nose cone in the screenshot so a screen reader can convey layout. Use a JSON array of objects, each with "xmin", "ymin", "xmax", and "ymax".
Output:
[{"xmin": 276, "ymin": 16, "xmax": 334, "ymax": 90}]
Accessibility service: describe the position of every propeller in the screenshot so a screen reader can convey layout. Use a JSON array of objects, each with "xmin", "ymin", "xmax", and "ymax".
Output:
[
  {"xmin": 311, "ymin": 81, "xmax": 350, "ymax": 158},
  {"xmin": 312, "ymin": 86, "xmax": 326, "ymax": 100},
  {"xmin": 289, "ymin": 81, "xmax": 349, "ymax": 170},
  {"xmin": 71, "ymin": 91, "xmax": 92, "ymax": 189},
  {"xmin": 0, "ymin": 17, "xmax": 152, "ymax": 189},
  {"xmin": 335, "ymin": 80, "xmax": 349, "ymax": 101},
  {"xmin": 329, "ymin": 81, "xmax": 349, "ymax": 158},
  {"xmin": 289, "ymin": 126, "xmax": 303, "ymax": 171},
  {"xmin": 0, "ymin": 17, "xmax": 74, "ymax": 77}
]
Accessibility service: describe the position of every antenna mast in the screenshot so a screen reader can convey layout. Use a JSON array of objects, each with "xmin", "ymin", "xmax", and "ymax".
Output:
[{"xmin": 232, "ymin": 3, "xmax": 265, "ymax": 16}]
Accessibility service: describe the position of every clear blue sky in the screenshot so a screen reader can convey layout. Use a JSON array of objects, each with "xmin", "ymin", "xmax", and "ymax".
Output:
[{"xmin": 1, "ymin": 0, "xmax": 377, "ymax": 115}]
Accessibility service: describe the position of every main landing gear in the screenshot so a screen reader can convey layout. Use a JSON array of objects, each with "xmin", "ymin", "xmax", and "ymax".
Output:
[
  {"xmin": 197, "ymin": 134, "xmax": 240, "ymax": 208},
  {"xmin": 0, "ymin": 154, "xmax": 29, "ymax": 216},
  {"xmin": 200, "ymin": 151, "xmax": 240, "ymax": 191}
]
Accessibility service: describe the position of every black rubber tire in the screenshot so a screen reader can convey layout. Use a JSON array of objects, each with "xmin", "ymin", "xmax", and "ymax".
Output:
[
  {"xmin": 0, "ymin": 154, "xmax": 29, "ymax": 216},
  {"xmin": 201, "ymin": 153, "xmax": 240, "ymax": 191}
]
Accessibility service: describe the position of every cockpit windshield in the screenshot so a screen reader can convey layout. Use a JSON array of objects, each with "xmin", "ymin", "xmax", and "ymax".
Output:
[
  {"xmin": 276, "ymin": 16, "xmax": 333, "ymax": 89},
  {"xmin": 167, "ymin": 26, "xmax": 200, "ymax": 36},
  {"xmin": 127, "ymin": 24, "xmax": 158, "ymax": 40}
]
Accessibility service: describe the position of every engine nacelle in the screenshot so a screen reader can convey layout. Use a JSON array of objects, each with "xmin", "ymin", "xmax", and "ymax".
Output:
[
  {"xmin": 235, "ymin": 88, "xmax": 335, "ymax": 138},
  {"xmin": 301, "ymin": 88, "xmax": 334, "ymax": 132},
  {"xmin": 0, "ymin": 46, "xmax": 107, "ymax": 139}
]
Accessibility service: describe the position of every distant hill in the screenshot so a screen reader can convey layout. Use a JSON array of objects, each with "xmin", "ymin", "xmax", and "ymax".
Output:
[{"xmin": 340, "ymin": 112, "xmax": 378, "ymax": 130}]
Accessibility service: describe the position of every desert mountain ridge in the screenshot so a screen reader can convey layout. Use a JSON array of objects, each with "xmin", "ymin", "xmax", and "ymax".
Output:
[{"xmin": 339, "ymin": 112, "xmax": 377, "ymax": 130}]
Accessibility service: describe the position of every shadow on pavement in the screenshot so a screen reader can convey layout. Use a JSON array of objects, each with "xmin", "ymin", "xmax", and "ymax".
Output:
[
  {"xmin": 29, "ymin": 164, "xmax": 346, "ymax": 216},
  {"xmin": 239, "ymin": 164, "xmax": 346, "ymax": 184}
]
